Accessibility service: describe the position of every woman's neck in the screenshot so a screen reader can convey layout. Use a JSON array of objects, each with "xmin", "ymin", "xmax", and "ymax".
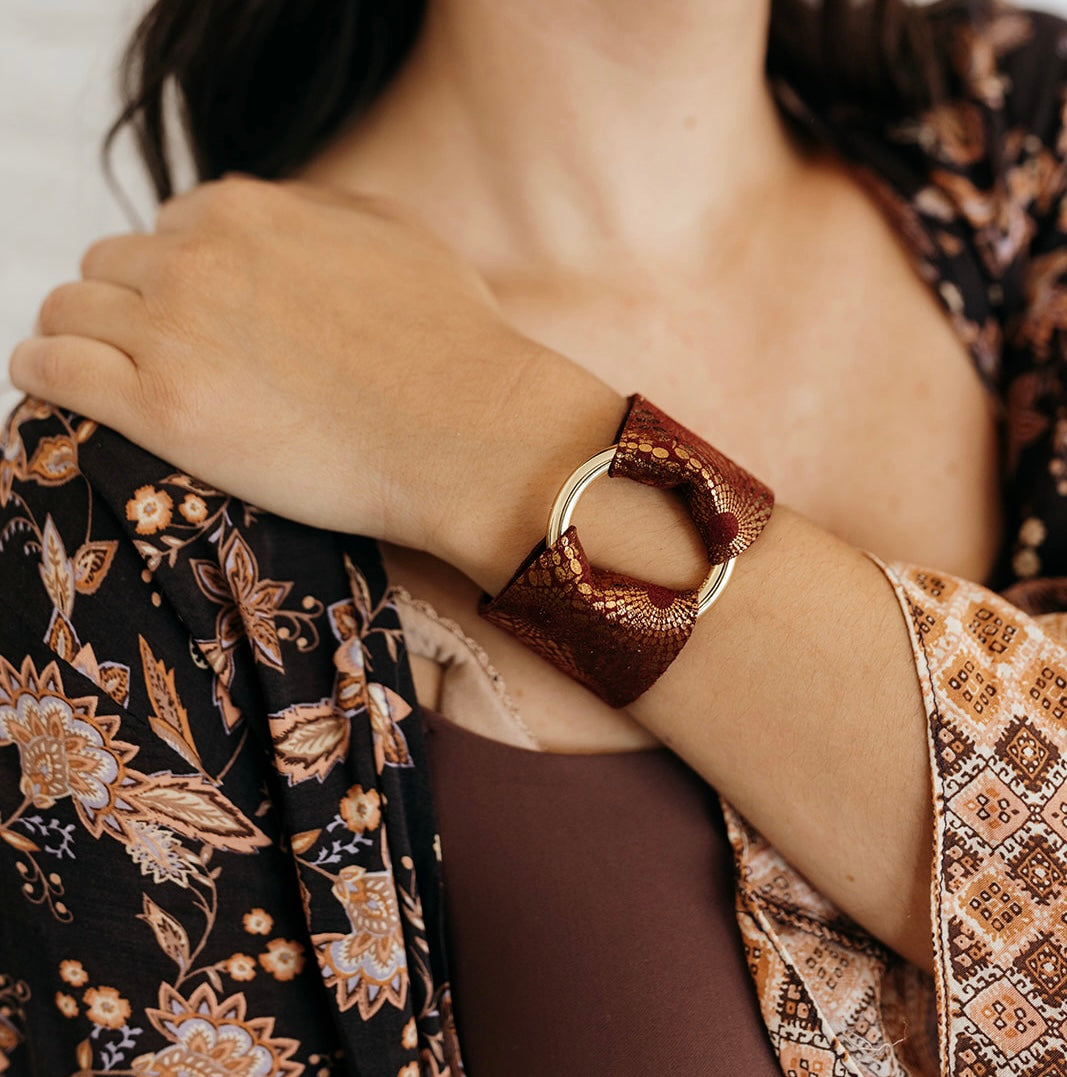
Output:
[{"xmin": 303, "ymin": 0, "xmax": 806, "ymax": 280}]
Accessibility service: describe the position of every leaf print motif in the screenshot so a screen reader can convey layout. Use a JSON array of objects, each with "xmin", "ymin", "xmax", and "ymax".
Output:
[
  {"xmin": 75, "ymin": 1037, "xmax": 92, "ymax": 1071},
  {"xmin": 138, "ymin": 894, "xmax": 190, "ymax": 972},
  {"xmin": 45, "ymin": 611, "xmax": 79, "ymax": 663},
  {"xmin": 0, "ymin": 829, "xmax": 39, "ymax": 854},
  {"xmin": 269, "ymin": 700, "xmax": 349, "ymax": 785},
  {"xmin": 70, "ymin": 642, "xmax": 130, "ymax": 709},
  {"xmin": 139, "ymin": 637, "xmax": 202, "ymax": 770},
  {"xmin": 346, "ymin": 554, "xmax": 375, "ymax": 633},
  {"xmin": 73, "ymin": 419, "xmax": 97, "ymax": 444},
  {"xmin": 290, "ymin": 829, "xmax": 321, "ymax": 855},
  {"xmin": 161, "ymin": 472, "xmax": 221, "ymax": 498},
  {"xmin": 25, "ymin": 435, "xmax": 77, "ymax": 486},
  {"xmin": 95, "ymin": 664, "xmax": 131, "ymax": 709},
  {"xmin": 72, "ymin": 541, "xmax": 117, "ymax": 596},
  {"xmin": 38, "ymin": 516, "xmax": 73, "ymax": 618},
  {"xmin": 126, "ymin": 774, "xmax": 270, "ymax": 853},
  {"xmin": 0, "ymin": 409, "xmax": 28, "ymax": 510},
  {"xmin": 328, "ymin": 598, "xmax": 368, "ymax": 716},
  {"xmin": 366, "ymin": 683, "xmax": 412, "ymax": 774}
]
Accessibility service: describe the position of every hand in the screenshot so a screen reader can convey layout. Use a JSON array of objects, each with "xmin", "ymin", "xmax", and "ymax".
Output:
[{"xmin": 9, "ymin": 177, "xmax": 623, "ymax": 566}]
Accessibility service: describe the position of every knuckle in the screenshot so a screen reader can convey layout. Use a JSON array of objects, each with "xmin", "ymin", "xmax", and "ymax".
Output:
[
  {"xmin": 79, "ymin": 237, "xmax": 111, "ymax": 279},
  {"xmin": 204, "ymin": 175, "xmax": 268, "ymax": 222},
  {"xmin": 37, "ymin": 284, "xmax": 74, "ymax": 333}
]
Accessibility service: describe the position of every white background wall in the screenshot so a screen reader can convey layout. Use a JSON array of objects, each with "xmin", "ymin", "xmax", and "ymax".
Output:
[{"xmin": 3, "ymin": 1, "xmax": 1067, "ymax": 417}]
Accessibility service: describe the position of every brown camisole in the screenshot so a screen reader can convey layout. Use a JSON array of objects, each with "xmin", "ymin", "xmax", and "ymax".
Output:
[{"xmin": 422, "ymin": 706, "xmax": 785, "ymax": 1075}]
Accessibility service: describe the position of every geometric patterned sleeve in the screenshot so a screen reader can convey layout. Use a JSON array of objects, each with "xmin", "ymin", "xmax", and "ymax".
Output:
[
  {"xmin": 735, "ymin": 11, "xmax": 1067, "ymax": 1072},
  {"xmin": 724, "ymin": 560, "xmax": 1067, "ymax": 1077}
]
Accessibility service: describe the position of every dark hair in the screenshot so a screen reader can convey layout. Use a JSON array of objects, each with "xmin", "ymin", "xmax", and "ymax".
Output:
[{"xmin": 108, "ymin": 0, "xmax": 986, "ymax": 204}]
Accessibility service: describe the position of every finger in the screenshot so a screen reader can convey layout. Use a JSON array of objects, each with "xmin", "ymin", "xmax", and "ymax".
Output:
[
  {"xmin": 37, "ymin": 280, "xmax": 148, "ymax": 354},
  {"xmin": 80, "ymin": 233, "xmax": 162, "ymax": 291},
  {"xmin": 9, "ymin": 335, "xmax": 138, "ymax": 427}
]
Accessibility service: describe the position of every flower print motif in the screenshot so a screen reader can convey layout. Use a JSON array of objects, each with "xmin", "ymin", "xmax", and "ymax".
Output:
[
  {"xmin": 930, "ymin": 168, "xmax": 1034, "ymax": 277},
  {"xmin": 242, "ymin": 908, "xmax": 273, "ymax": 936},
  {"xmin": 312, "ymin": 864, "xmax": 409, "ymax": 1019},
  {"xmin": 1004, "ymin": 137, "xmax": 1062, "ymax": 219},
  {"xmin": 224, "ymin": 954, "xmax": 257, "ymax": 982},
  {"xmin": 401, "ymin": 1018, "xmax": 418, "ymax": 1051},
  {"xmin": 59, "ymin": 960, "xmax": 88, "ymax": 987},
  {"xmin": 1013, "ymin": 547, "xmax": 1042, "ymax": 579},
  {"xmin": 0, "ymin": 1016, "xmax": 19, "ymax": 1057},
  {"xmin": 124, "ymin": 820, "xmax": 194, "ymax": 887},
  {"xmin": 83, "ymin": 985, "xmax": 131, "ymax": 1030},
  {"xmin": 54, "ymin": 992, "xmax": 78, "ymax": 1017},
  {"xmin": 916, "ymin": 101, "xmax": 987, "ymax": 166},
  {"xmin": 192, "ymin": 531, "xmax": 294, "ymax": 673},
  {"xmin": 328, "ymin": 594, "xmax": 369, "ymax": 716},
  {"xmin": 954, "ymin": 11, "xmax": 1032, "ymax": 106},
  {"xmin": 130, "ymin": 983, "xmax": 302, "ymax": 1077},
  {"xmin": 1004, "ymin": 371, "xmax": 1051, "ymax": 475},
  {"xmin": 258, "ymin": 939, "xmax": 305, "ymax": 982},
  {"xmin": 1017, "ymin": 248, "xmax": 1067, "ymax": 362},
  {"xmin": 126, "ymin": 485, "xmax": 174, "ymax": 536},
  {"xmin": 1019, "ymin": 517, "xmax": 1048, "ymax": 548},
  {"xmin": 339, "ymin": 784, "xmax": 381, "ymax": 834},
  {"xmin": 0, "ymin": 660, "xmax": 134, "ymax": 821},
  {"xmin": 178, "ymin": 494, "xmax": 208, "ymax": 525}
]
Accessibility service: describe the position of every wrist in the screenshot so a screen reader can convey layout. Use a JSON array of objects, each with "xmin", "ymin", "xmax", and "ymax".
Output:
[
  {"xmin": 476, "ymin": 393, "xmax": 774, "ymax": 707},
  {"xmin": 433, "ymin": 340, "xmax": 627, "ymax": 589},
  {"xmin": 439, "ymin": 359, "xmax": 715, "ymax": 600}
]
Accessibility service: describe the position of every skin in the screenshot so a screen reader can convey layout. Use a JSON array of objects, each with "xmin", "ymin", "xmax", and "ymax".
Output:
[{"xmin": 7, "ymin": 0, "xmax": 1004, "ymax": 971}]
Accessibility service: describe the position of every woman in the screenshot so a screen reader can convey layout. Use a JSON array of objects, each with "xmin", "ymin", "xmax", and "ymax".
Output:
[{"xmin": 2, "ymin": 0, "xmax": 1065, "ymax": 1072}]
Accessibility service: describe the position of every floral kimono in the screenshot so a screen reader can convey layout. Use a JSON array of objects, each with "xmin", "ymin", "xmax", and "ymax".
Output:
[{"xmin": 5, "ymin": 5, "xmax": 1067, "ymax": 1075}]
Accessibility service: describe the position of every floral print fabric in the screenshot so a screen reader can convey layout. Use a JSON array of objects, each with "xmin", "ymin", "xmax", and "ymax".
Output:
[
  {"xmin": 5, "ymin": 4, "xmax": 1067, "ymax": 1075},
  {"xmin": 0, "ymin": 403, "xmax": 459, "ymax": 1075}
]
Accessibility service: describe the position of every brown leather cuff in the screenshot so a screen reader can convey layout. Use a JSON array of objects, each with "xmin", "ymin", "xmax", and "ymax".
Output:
[{"xmin": 479, "ymin": 395, "xmax": 774, "ymax": 707}]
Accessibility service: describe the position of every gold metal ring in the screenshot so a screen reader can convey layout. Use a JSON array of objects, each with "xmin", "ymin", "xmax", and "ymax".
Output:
[{"xmin": 546, "ymin": 446, "xmax": 735, "ymax": 617}]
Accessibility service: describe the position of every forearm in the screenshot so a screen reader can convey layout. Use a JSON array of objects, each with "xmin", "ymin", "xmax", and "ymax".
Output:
[
  {"xmin": 454, "ymin": 379, "xmax": 934, "ymax": 968},
  {"xmin": 630, "ymin": 507, "xmax": 932, "ymax": 969}
]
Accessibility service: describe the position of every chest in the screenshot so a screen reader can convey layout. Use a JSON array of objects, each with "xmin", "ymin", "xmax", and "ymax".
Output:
[{"xmin": 385, "ymin": 178, "xmax": 1003, "ymax": 747}]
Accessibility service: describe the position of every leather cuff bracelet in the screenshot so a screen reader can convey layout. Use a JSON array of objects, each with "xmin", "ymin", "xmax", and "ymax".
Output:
[{"xmin": 479, "ymin": 395, "xmax": 774, "ymax": 708}]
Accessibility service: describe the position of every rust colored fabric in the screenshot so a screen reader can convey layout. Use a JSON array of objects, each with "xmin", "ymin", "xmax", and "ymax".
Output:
[
  {"xmin": 420, "ymin": 706, "xmax": 784, "ymax": 1077},
  {"xmin": 480, "ymin": 394, "xmax": 774, "ymax": 707}
]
